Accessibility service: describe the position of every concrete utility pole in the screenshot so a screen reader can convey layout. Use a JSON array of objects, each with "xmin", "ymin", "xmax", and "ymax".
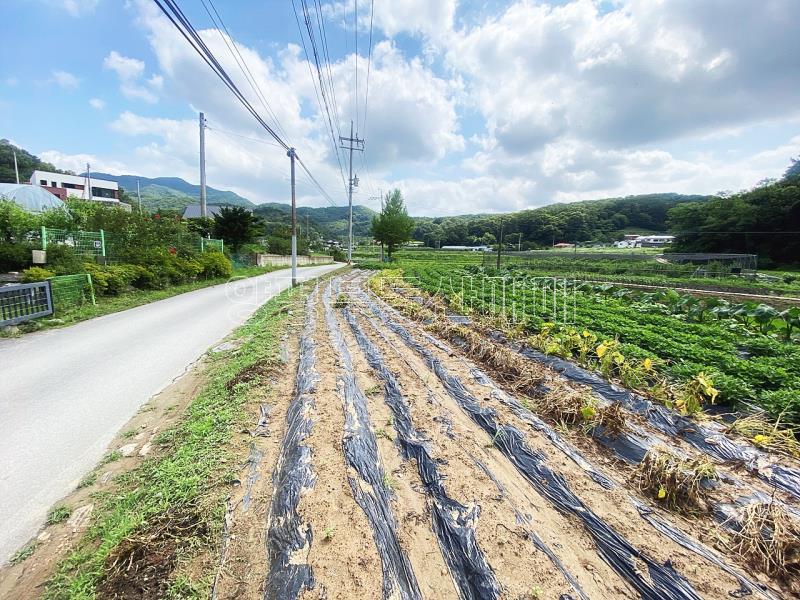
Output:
[
  {"xmin": 199, "ymin": 112, "xmax": 207, "ymax": 218},
  {"xmin": 13, "ymin": 150, "xmax": 19, "ymax": 184},
  {"xmin": 137, "ymin": 179, "xmax": 142, "ymax": 214},
  {"xmin": 85, "ymin": 163, "xmax": 92, "ymax": 200},
  {"xmin": 288, "ymin": 147, "xmax": 298, "ymax": 287},
  {"xmin": 496, "ymin": 220, "xmax": 505, "ymax": 269},
  {"xmin": 339, "ymin": 120, "xmax": 364, "ymax": 263}
]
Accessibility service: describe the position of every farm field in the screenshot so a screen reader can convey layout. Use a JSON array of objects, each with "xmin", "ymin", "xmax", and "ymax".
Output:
[
  {"xmin": 357, "ymin": 248, "xmax": 800, "ymax": 297},
  {"xmin": 5, "ymin": 270, "xmax": 799, "ymax": 598},
  {"xmin": 385, "ymin": 257, "xmax": 800, "ymax": 426}
]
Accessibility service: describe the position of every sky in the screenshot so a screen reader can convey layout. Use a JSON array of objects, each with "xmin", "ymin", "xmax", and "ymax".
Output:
[{"xmin": 1, "ymin": 0, "xmax": 799, "ymax": 216}]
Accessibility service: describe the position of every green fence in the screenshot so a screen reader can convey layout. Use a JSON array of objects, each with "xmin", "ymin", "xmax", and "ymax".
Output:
[
  {"xmin": 49, "ymin": 274, "xmax": 96, "ymax": 310},
  {"xmin": 42, "ymin": 227, "xmax": 105, "ymax": 257},
  {"xmin": 198, "ymin": 237, "xmax": 224, "ymax": 253}
]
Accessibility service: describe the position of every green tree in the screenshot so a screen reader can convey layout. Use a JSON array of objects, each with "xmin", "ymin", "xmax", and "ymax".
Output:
[
  {"xmin": 213, "ymin": 206, "xmax": 263, "ymax": 252},
  {"xmin": 371, "ymin": 189, "xmax": 414, "ymax": 258}
]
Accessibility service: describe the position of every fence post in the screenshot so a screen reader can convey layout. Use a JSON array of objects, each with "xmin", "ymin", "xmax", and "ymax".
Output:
[
  {"xmin": 100, "ymin": 229, "xmax": 106, "ymax": 257},
  {"xmin": 41, "ymin": 226, "xmax": 47, "ymax": 250},
  {"xmin": 86, "ymin": 273, "xmax": 96, "ymax": 305},
  {"xmin": 200, "ymin": 237, "xmax": 204, "ymax": 253}
]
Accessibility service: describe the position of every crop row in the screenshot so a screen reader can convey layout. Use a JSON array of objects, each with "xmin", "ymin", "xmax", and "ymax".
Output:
[{"xmin": 396, "ymin": 262, "xmax": 800, "ymax": 424}]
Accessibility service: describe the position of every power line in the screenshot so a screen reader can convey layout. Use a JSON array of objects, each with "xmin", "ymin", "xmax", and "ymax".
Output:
[
  {"xmin": 153, "ymin": 0, "xmax": 288, "ymax": 149},
  {"xmin": 362, "ymin": 0, "xmax": 375, "ymax": 139},
  {"xmin": 291, "ymin": 0, "xmax": 349, "ymax": 198},
  {"xmin": 200, "ymin": 0, "xmax": 290, "ymax": 144},
  {"xmin": 153, "ymin": 0, "xmax": 338, "ymax": 206},
  {"xmin": 206, "ymin": 125, "xmax": 283, "ymax": 148}
]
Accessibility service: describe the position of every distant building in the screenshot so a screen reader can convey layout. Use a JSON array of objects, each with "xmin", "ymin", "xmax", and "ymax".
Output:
[
  {"xmin": 440, "ymin": 245, "xmax": 492, "ymax": 251},
  {"xmin": 553, "ymin": 242, "xmax": 576, "ymax": 249},
  {"xmin": 638, "ymin": 235, "xmax": 675, "ymax": 248},
  {"xmin": 614, "ymin": 235, "xmax": 675, "ymax": 248},
  {"xmin": 30, "ymin": 170, "xmax": 119, "ymax": 204}
]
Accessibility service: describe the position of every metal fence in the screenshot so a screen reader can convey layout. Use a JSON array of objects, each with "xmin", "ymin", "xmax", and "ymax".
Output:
[
  {"xmin": 42, "ymin": 227, "xmax": 105, "ymax": 257},
  {"xmin": 198, "ymin": 237, "xmax": 224, "ymax": 253},
  {"xmin": 0, "ymin": 281, "xmax": 54, "ymax": 326},
  {"xmin": 50, "ymin": 274, "xmax": 96, "ymax": 309}
]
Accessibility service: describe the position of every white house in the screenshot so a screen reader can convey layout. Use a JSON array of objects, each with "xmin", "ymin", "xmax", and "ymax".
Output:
[{"xmin": 30, "ymin": 170, "xmax": 120, "ymax": 204}]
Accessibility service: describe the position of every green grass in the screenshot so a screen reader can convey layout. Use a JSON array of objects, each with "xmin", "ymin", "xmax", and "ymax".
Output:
[
  {"xmin": 1, "ymin": 265, "xmax": 289, "ymax": 338},
  {"xmin": 42, "ymin": 279, "xmax": 315, "ymax": 599},
  {"xmin": 46, "ymin": 506, "xmax": 72, "ymax": 526},
  {"xmin": 10, "ymin": 541, "xmax": 38, "ymax": 565}
]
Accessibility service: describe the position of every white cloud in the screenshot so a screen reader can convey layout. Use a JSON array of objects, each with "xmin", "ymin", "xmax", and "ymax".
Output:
[
  {"xmin": 5, "ymin": 77, "xmax": 19, "ymax": 87},
  {"xmin": 103, "ymin": 50, "xmax": 160, "ymax": 103},
  {"xmin": 52, "ymin": 0, "xmax": 99, "ymax": 17},
  {"xmin": 51, "ymin": 70, "xmax": 80, "ymax": 90},
  {"xmin": 323, "ymin": 0, "xmax": 456, "ymax": 38},
  {"xmin": 89, "ymin": 98, "xmax": 106, "ymax": 109},
  {"xmin": 39, "ymin": 150, "xmax": 128, "ymax": 175}
]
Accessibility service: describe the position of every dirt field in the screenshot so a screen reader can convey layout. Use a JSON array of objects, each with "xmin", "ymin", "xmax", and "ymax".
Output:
[
  {"xmin": 6, "ymin": 270, "xmax": 798, "ymax": 599},
  {"xmin": 220, "ymin": 270, "xmax": 799, "ymax": 599}
]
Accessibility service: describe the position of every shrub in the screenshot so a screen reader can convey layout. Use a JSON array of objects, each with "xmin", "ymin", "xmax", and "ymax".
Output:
[
  {"xmin": 21, "ymin": 267, "xmax": 55, "ymax": 282},
  {"xmin": 0, "ymin": 241, "xmax": 33, "ymax": 271},
  {"xmin": 45, "ymin": 245, "xmax": 84, "ymax": 275},
  {"xmin": 197, "ymin": 252, "xmax": 232, "ymax": 279}
]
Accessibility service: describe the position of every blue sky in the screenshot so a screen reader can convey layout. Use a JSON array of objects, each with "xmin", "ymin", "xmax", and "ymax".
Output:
[{"xmin": 1, "ymin": 0, "xmax": 799, "ymax": 215}]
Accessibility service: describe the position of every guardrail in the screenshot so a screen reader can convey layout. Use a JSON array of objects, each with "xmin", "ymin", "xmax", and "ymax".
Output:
[{"xmin": 0, "ymin": 281, "xmax": 54, "ymax": 327}]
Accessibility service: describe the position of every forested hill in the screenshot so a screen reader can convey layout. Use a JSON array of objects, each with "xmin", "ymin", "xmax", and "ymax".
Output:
[
  {"xmin": 412, "ymin": 193, "xmax": 710, "ymax": 247},
  {"xmin": 89, "ymin": 173, "xmax": 254, "ymax": 211},
  {"xmin": 669, "ymin": 161, "xmax": 800, "ymax": 266},
  {"xmin": 0, "ymin": 139, "xmax": 72, "ymax": 183},
  {"xmin": 254, "ymin": 203, "xmax": 376, "ymax": 239}
]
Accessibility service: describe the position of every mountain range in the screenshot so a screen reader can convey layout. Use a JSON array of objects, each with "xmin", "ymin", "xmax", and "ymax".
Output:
[{"xmin": 88, "ymin": 172, "xmax": 254, "ymax": 211}]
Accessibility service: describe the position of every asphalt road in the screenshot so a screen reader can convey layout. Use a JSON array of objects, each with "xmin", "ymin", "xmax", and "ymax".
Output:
[{"xmin": 0, "ymin": 264, "xmax": 339, "ymax": 563}]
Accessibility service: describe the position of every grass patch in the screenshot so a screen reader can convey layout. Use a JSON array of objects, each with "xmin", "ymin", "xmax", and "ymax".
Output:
[
  {"xmin": 77, "ymin": 472, "xmax": 97, "ymax": 489},
  {"xmin": 636, "ymin": 447, "xmax": 717, "ymax": 511},
  {"xmin": 99, "ymin": 450, "xmax": 123, "ymax": 466},
  {"xmin": 10, "ymin": 541, "xmax": 38, "ymax": 565},
  {"xmin": 46, "ymin": 505, "xmax": 72, "ymax": 526},
  {"xmin": 42, "ymin": 280, "xmax": 313, "ymax": 599}
]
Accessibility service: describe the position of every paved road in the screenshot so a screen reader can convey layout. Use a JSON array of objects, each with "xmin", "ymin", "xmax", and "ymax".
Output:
[{"xmin": 0, "ymin": 264, "xmax": 339, "ymax": 563}]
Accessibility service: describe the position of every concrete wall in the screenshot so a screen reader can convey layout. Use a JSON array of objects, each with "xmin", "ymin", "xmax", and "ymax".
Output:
[{"xmin": 255, "ymin": 254, "xmax": 335, "ymax": 267}]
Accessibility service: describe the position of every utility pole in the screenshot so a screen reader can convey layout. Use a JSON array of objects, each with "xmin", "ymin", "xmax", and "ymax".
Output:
[
  {"xmin": 199, "ymin": 112, "xmax": 207, "ymax": 218},
  {"xmin": 13, "ymin": 150, "xmax": 19, "ymax": 184},
  {"xmin": 339, "ymin": 120, "xmax": 364, "ymax": 263},
  {"xmin": 288, "ymin": 147, "xmax": 297, "ymax": 287},
  {"xmin": 496, "ymin": 220, "xmax": 505, "ymax": 269},
  {"xmin": 85, "ymin": 162, "xmax": 92, "ymax": 200},
  {"xmin": 137, "ymin": 179, "xmax": 142, "ymax": 214}
]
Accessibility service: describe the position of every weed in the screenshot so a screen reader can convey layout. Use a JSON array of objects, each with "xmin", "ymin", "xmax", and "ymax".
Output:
[
  {"xmin": 46, "ymin": 505, "xmax": 72, "ymax": 526},
  {"xmin": 10, "ymin": 541, "xmax": 38, "ymax": 565},
  {"xmin": 386, "ymin": 415, "xmax": 394, "ymax": 427},
  {"xmin": 485, "ymin": 428, "xmax": 505, "ymax": 449},
  {"xmin": 121, "ymin": 429, "xmax": 137, "ymax": 439},
  {"xmin": 374, "ymin": 427, "xmax": 393, "ymax": 442},
  {"xmin": 636, "ymin": 447, "xmax": 717, "ymax": 511},
  {"xmin": 323, "ymin": 526, "xmax": 336, "ymax": 541},
  {"xmin": 78, "ymin": 472, "xmax": 97, "ymax": 489},
  {"xmin": 365, "ymin": 384, "xmax": 382, "ymax": 395},
  {"xmin": 723, "ymin": 500, "xmax": 800, "ymax": 581},
  {"xmin": 726, "ymin": 413, "xmax": 800, "ymax": 458},
  {"xmin": 334, "ymin": 293, "xmax": 349, "ymax": 308},
  {"xmin": 382, "ymin": 473, "xmax": 397, "ymax": 490},
  {"xmin": 99, "ymin": 450, "xmax": 123, "ymax": 466}
]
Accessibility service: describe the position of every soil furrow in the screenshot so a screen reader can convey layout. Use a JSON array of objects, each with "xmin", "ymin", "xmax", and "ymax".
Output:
[
  {"xmin": 348, "ymin": 289, "xmax": 630, "ymax": 597},
  {"xmin": 358, "ymin": 282, "xmax": 713, "ymax": 599},
  {"xmin": 340, "ymin": 298, "xmax": 505, "ymax": 600},
  {"xmin": 322, "ymin": 280, "xmax": 423, "ymax": 600},
  {"xmin": 263, "ymin": 288, "xmax": 319, "ymax": 599}
]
